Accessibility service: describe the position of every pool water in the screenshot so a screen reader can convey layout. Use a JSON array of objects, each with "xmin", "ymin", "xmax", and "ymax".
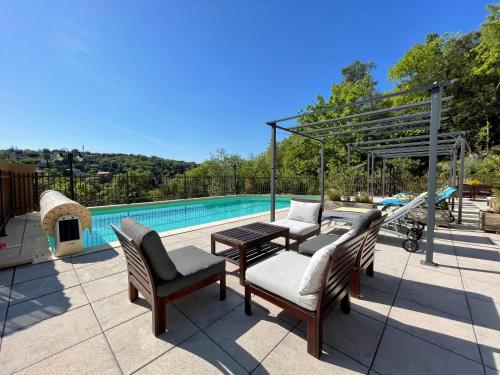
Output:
[{"xmin": 82, "ymin": 195, "xmax": 295, "ymax": 248}]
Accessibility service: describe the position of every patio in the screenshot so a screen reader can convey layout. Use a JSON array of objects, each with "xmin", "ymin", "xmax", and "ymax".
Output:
[{"xmin": 0, "ymin": 199, "xmax": 499, "ymax": 374}]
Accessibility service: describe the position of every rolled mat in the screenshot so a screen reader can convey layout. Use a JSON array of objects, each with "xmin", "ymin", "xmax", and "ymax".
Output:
[{"xmin": 39, "ymin": 190, "xmax": 91, "ymax": 236}]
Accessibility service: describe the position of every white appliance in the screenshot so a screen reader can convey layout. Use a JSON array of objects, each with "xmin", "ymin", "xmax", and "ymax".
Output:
[{"xmin": 54, "ymin": 215, "xmax": 83, "ymax": 256}]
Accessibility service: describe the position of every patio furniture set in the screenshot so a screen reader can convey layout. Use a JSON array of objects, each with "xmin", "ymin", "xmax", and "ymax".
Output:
[{"xmin": 112, "ymin": 198, "xmax": 385, "ymax": 358}]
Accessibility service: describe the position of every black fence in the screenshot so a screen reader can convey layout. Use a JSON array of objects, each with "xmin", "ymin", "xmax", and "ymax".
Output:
[{"xmin": 34, "ymin": 173, "xmax": 321, "ymax": 207}]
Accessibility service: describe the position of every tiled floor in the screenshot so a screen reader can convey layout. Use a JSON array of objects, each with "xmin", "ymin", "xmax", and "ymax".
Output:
[{"xmin": 0, "ymin": 201, "xmax": 499, "ymax": 374}]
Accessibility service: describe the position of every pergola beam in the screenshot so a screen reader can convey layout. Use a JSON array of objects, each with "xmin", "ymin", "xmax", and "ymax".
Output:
[{"xmin": 360, "ymin": 139, "xmax": 456, "ymax": 151}]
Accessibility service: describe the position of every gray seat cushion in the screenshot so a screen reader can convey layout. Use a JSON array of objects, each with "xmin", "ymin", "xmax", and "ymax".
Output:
[
  {"xmin": 351, "ymin": 209, "xmax": 382, "ymax": 235},
  {"xmin": 156, "ymin": 246, "xmax": 225, "ymax": 297},
  {"xmin": 298, "ymin": 234, "xmax": 341, "ymax": 255},
  {"xmin": 120, "ymin": 217, "xmax": 178, "ymax": 282}
]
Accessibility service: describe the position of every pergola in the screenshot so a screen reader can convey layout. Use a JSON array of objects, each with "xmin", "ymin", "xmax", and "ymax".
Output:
[{"xmin": 266, "ymin": 81, "xmax": 465, "ymax": 264}]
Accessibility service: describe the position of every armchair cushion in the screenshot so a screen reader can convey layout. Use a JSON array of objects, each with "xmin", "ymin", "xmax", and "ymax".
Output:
[
  {"xmin": 246, "ymin": 252, "xmax": 319, "ymax": 311},
  {"xmin": 287, "ymin": 200, "xmax": 321, "ymax": 224},
  {"xmin": 157, "ymin": 245, "xmax": 225, "ymax": 297},
  {"xmin": 272, "ymin": 219, "xmax": 319, "ymax": 237},
  {"xmin": 298, "ymin": 231, "xmax": 354, "ymax": 295},
  {"xmin": 351, "ymin": 209, "xmax": 382, "ymax": 235},
  {"xmin": 298, "ymin": 230, "xmax": 354, "ymax": 256},
  {"xmin": 120, "ymin": 217, "xmax": 178, "ymax": 282}
]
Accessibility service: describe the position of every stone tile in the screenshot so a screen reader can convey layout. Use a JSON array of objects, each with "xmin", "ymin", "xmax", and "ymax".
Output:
[
  {"xmin": 173, "ymin": 283, "xmax": 243, "ymax": 328},
  {"xmin": 360, "ymin": 262, "xmax": 404, "ymax": 296},
  {"xmin": 404, "ymin": 264, "xmax": 464, "ymax": 290},
  {"xmin": 470, "ymin": 298, "xmax": 500, "ymax": 370},
  {"xmin": 16, "ymin": 334, "xmax": 121, "ymax": 375},
  {"xmin": 0, "ymin": 305, "xmax": 101, "ymax": 374},
  {"xmin": 461, "ymin": 268, "xmax": 500, "ymax": 287},
  {"xmin": 468, "ymin": 297, "xmax": 500, "ymax": 331},
  {"xmin": 0, "ymin": 287, "xmax": 9, "ymax": 337},
  {"xmin": 352, "ymin": 286, "xmax": 394, "ymax": 323},
  {"xmin": 92, "ymin": 291, "xmax": 150, "ymax": 331},
  {"xmin": 135, "ymin": 331, "xmax": 246, "ymax": 375},
  {"xmin": 71, "ymin": 248, "xmax": 123, "ymax": 269},
  {"xmin": 252, "ymin": 294, "xmax": 301, "ymax": 326},
  {"xmin": 81, "ymin": 271, "xmax": 128, "ymax": 302},
  {"xmin": 254, "ymin": 328, "xmax": 368, "ymax": 375},
  {"xmin": 372, "ymin": 326, "xmax": 484, "ymax": 375},
  {"xmin": 9, "ymin": 270, "xmax": 80, "ymax": 305},
  {"xmin": 75, "ymin": 256, "xmax": 126, "ymax": 283},
  {"xmin": 204, "ymin": 304, "xmax": 294, "ymax": 372},
  {"xmin": 388, "ymin": 297, "xmax": 480, "ymax": 362},
  {"xmin": 0, "ymin": 268, "xmax": 13, "ymax": 287},
  {"xmin": 4, "ymin": 285, "xmax": 88, "ymax": 335},
  {"xmin": 462, "ymin": 277, "xmax": 500, "ymax": 305},
  {"xmin": 485, "ymin": 366, "xmax": 500, "ymax": 375},
  {"xmin": 13, "ymin": 259, "xmax": 74, "ymax": 284},
  {"xmin": 105, "ymin": 306, "xmax": 198, "ymax": 374},
  {"xmin": 298, "ymin": 309, "xmax": 384, "ymax": 367},
  {"xmin": 396, "ymin": 275, "xmax": 470, "ymax": 320}
]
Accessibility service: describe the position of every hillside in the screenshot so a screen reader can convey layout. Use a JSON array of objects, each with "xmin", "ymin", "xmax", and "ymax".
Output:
[{"xmin": 0, "ymin": 148, "xmax": 197, "ymax": 175}]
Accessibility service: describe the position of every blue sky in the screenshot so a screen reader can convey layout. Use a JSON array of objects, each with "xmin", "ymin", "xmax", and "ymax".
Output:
[{"xmin": 0, "ymin": 1, "xmax": 491, "ymax": 162}]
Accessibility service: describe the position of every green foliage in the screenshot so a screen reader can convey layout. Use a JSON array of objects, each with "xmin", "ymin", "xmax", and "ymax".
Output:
[
  {"xmin": 326, "ymin": 164, "xmax": 362, "ymax": 200},
  {"xmin": 354, "ymin": 192, "xmax": 372, "ymax": 204},
  {"xmin": 477, "ymin": 149, "xmax": 500, "ymax": 187},
  {"xmin": 326, "ymin": 189, "xmax": 342, "ymax": 202}
]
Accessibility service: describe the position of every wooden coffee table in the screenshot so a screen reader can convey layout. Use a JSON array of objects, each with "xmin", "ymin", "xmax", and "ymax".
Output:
[{"xmin": 211, "ymin": 222, "xmax": 289, "ymax": 285}]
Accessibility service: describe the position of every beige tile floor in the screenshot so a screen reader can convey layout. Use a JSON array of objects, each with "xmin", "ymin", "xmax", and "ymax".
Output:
[{"xmin": 0, "ymin": 200, "xmax": 499, "ymax": 374}]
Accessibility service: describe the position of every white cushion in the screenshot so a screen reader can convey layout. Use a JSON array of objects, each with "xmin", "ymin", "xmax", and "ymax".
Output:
[
  {"xmin": 298, "ymin": 233, "xmax": 351, "ymax": 295},
  {"xmin": 246, "ymin": 252, "xmax": 319, "ymax": 311},
  {"xmin": 273, "ymin": 219, "xmax": 319, "ymax": 237},
  {"xmin": 287, "ymin": 200, "xmax": 321, "ymax": 224}
]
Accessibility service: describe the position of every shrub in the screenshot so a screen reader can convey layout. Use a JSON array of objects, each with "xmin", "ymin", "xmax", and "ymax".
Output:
[
  {"xmin": 326, "ymin": 189, "xmax": 342, "ymax": 202},
  {"xmin": 355, "ymin": 192, "xmax": 372, "ymax": 203}
]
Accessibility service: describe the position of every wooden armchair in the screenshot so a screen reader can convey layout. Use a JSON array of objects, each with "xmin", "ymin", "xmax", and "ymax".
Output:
[
  {"xmin": 111, "ymin": 221, "xmax": 225, "ymax": 336},
  {"xmin": 244, "ymin": 231, "xmax": 365, "ymax": 358}
]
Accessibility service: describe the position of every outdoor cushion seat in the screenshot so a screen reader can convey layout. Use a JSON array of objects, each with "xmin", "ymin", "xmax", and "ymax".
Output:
[
  {"xmin": 246, "ymin": 252, "xmax": 319, "ymax": 311},
  {"xmin": 272, "ymin": 219, "xmax": 319, "ymax": 237},
  {"xmin": 298, "ymin": 234, "xmax": 341, "ymax": 255},
  {"xmin": 157, "ymin": 246, "xmax": 225, "ymax": 297}
]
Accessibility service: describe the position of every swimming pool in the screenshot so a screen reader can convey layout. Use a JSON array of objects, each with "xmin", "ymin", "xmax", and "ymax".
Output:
[{"xmin": 82, "ymin": 195, "xmax": 296, "ymax": 248}]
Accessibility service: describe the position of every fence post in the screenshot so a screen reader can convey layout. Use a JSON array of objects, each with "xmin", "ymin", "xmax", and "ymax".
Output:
[
  {"xmin": 34, "ymin": 173, "xmax": 39, "ymax": 210},
  {"xmin": 126, "ymin": 173, "xmax": 130, "ymax": 204},
  {"xmin": 10, "ymin": 172, "xmax": 16, "ymax": 216},
  {"xmin": 0, "ymin": 170, "xmax": 5, "ymax": 236}
]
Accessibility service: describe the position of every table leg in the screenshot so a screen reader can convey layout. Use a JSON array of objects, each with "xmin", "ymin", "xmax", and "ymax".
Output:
[
  {"xmin": 239, "ymin": 245, "xmax": 246, "ymax": 286},
  {"xmin": 285, "ymin": 233, "xmax": 289, "ymax": 250},
  {"xmin": 211, "ymin": 237, "xmax": 216, "ymax": 255}
]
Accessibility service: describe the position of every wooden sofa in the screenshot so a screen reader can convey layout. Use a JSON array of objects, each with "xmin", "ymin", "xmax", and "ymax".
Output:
[
  {"xmin": 112, "ymin": 220, "xmax": 226, "ymax": 336},
  {"xmin": 244, "ymin": 228, "xmax": 367, "ymax": 358}
]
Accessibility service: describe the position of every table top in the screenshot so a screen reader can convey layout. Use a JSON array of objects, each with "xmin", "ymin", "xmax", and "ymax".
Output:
[{"xmin": 211, "ymin": 222, "xmax": 288, "ymax": 247}]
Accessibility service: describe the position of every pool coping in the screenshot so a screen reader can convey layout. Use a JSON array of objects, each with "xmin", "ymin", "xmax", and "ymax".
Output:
[{"xmin": 34, "ymin": 207, "xmax": 290, "ymax": 263}]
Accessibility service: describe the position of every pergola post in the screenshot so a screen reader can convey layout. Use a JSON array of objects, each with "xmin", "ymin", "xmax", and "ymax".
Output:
[
  {"xmin": 451, "ymin": 147, "xmax": 457, "ymax": 210},
  {"xmin": 370, "ymin": 152, "xmax": 375, "ymax": 197},
  {"xmin": 269, "ymin": 122, "xmax": 277, "ymax": 222},
  {"xmin": 458, "ymin": 133, "xmax": 466, "ymax": 223},
  {"xmin": 366, "ymin": 153, "xmax": 370, "ymax": 194},
  {"xmin": 425, "ymin": 84, "xmax": 441, "ymax": 264},
  {"xmin": 382, "ymin": 159, "xmax": 386, "ymax": 197},
  {"xmin": 320, "ymin": 140, "xmax": 325, "ymax": 205}
]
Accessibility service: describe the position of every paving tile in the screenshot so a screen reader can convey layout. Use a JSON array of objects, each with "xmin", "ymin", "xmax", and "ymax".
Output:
[
  {"xmin": 461, "ymin": 268, "xmax": 500, "ymax": 287},
  {"xmin": 135, "ymin": 331, "xmax": 246, "ymax": 375},
  {"xmin": 92, "ymin": 291, "xmax": 150, "ymax": 331},
  {"xmin": 81, "ymin": 271, "xmax": 128, "ymax": 302},
  {"xmin": 252, "ymin": 294, "xmax": 301, "ymax": 326},
  {"xmin": 468, "ymin": 297, "xmax": 500, "ymax": 331},
  {"xmin": 173, "ymin": 283, "xmax": 243, "ymax": 328},
  {"xmin": 372, "ymin": 326, "xmax": 484, "ymax": 375},
  {"xmin": 463, "ymin": 277, "xmax": 500, "ymax": 305},
  {"xmin": 360, "ymin": 262, "xmax": 404, "ymax": 296},
  {"xmin": 388, "ymin": 297, "xmax": 480, "ymax": 362},
  {"xmin": 254, "ymin": 328, "xmax": 368, "ymax": 375},
  {"xmin": 352, "ymin": 286, "xmax": 394, "ymax": 323},
  {"xmin": 105, "ymin": 306, "xmax": 198, "ymax": 374},
  {"xmin": 71, "ymin": 248, "xmax": 123, "ymax": 269},
  {"xmin": 3, "ymin": 285, "xmax": 88, "ymax": 335},
  {"xmin": 75, "ymin": 256, "xmax": 126, "ymax": 283},
  {"xmin": 9, "ymin": 269, "xmax": 80, "ymax": 305},
  {"xmin": 0, "ymin": 287, "xmax": 9, "ymax": 337},
  {"xmin": 16, "ymin": 334, "xmax": 121, "ymax": 375},
  {"xmin": 396, "ymin": 275, "xmax": 470, "ymax": 320},
  {"xmin": 470, "ymin": 297, "xmax": 500, "ymax": 370},
  {"xmin": 0, "ymin": 305, "xmax": 101, "ymax": 374},
  {"xmin": 298, "ymin": 309, "xmax": 384, "ymax": 367},
  {"xmin": 0, "ymin": 268, "xmax": 13, "ymax": 287},
  {"xmin": 13, "ymin": 259, "xmax": 74, "ymax": 284},
  {"xmin": 204, "ymin": 304, "xmax": 294, "ymax": 372}
]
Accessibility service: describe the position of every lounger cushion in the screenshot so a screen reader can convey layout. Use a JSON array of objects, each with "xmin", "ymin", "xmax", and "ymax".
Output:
[
  {"xmin": 120, "ymin": 217, "xmax": 178, "ymax": 282},
  {"xmin": 157, "ymin": 245, "xmax": 225, "ymax": 297},
  {"xmin": 298, "ymin": 231, "xmax": 354, "ymax": 295},
  {"xmin": 298, "ymin": 229, "xmax": 355, "ymax": 256},
  {"xmin": 287, "ymin": 200, "xmax": 321, "ymax": 224},
  {"xmin": 272, "ymin": 219, "xmax": 319, "ymax": 237},
  {"xmin": 351, "ymin": 209, "xmax": 382, "ymax": 235},
  {"xmin": 246, "ymin": 252, "xmax": 319, "ymax": 311}
]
